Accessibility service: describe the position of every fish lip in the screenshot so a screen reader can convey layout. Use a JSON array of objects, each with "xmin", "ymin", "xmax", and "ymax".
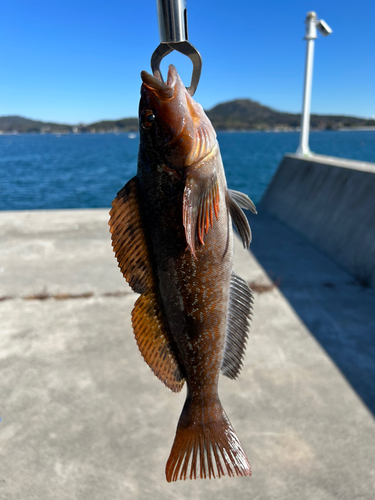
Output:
[
  {"xmin": 166, "ymin": 64, "xmax": 178, "ymax": 88},
  {"xmin": 140, "ymin": 70, "xmax": 171, "ymax": 91},
  {"xmin": 140, "ymin": 65, "xmax": 179, "ymax": 98},
  {"xmin": 141, "ymin": 69, "xmax": 176, "ymax": 93}
]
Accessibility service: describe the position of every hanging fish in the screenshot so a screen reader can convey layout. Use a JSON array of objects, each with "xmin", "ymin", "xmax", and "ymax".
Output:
[{"xmin": 109, "ymin": 65, "xmax": 256, "ymax": 482}]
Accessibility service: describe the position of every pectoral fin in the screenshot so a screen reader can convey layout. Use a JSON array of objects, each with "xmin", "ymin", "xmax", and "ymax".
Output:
[{"xmin": 183, "ymin": 170, "xmax": 220, "ymax": 257}]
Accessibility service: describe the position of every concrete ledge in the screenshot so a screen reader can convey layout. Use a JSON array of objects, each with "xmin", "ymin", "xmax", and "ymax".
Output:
[
  {"xmin": 1, "ymin": 209, "xmax": 375, "ymax": 499},
  {"xmin": 261, "ymin": 153, "xmax": 375, "ymax": 287}
]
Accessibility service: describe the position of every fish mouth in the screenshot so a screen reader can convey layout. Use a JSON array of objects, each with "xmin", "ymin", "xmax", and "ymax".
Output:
[{"xmin": 141, "ymin": 65, "xmax": 178, "ymax": 100}]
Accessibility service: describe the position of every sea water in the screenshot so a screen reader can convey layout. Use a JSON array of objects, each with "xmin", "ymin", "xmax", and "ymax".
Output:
[{"xmin": 0, "ymin": 130, "xmax": 374, "ymax": 211}]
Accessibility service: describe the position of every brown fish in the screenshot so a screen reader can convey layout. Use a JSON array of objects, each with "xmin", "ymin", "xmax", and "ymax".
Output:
[{"xmin": 109, "ymin": 65, "xmax": 256, "ymax": 482}]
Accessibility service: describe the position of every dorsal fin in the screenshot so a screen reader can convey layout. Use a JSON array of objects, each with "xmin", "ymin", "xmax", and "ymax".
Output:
[
  {"xmin": 226, "ymin": 189, "xmax": 256, "ymax": 248},
  {"xmin": 132, "ymin": 290, "xmax": 185, "ymax": 393},
  {"xmin": 221, "ymin": 272, "xmax": 253, "ymax": 380},
  {"xmin": 109, "ymin": 177, "xmax": 185, "ymax": 392},
  {"xmin": 109, "ymin": 177, "xmax": 152, "ymax": 294}
]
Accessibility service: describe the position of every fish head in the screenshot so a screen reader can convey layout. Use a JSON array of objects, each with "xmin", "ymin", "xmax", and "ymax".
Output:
[{"xmin": 139, "ymin": 65, "xmax": 216, "ymax": 168}]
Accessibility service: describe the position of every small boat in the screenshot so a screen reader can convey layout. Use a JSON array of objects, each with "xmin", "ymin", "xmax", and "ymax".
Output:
[{"xmin": 127, "ymin": 133, "xmax": 137, "ymax": 139}]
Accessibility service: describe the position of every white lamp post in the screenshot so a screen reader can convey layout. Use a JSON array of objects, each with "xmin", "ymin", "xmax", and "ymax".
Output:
[{"xmin": 296, "ymin": 11, "xmax": 332, "ymax": 156}]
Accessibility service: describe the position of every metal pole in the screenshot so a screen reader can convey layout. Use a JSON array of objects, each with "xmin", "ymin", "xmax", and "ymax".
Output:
[
  {"xmin": 156, "ymin": 0, "xmax": 188, "ymax": 44},
  {"xmin": 296, "ymin": 12, "xmax": 317, "ymax": 156},
  {"xmin": 152, "ymin": 0, "xmax": 202, "ymax": 96}
]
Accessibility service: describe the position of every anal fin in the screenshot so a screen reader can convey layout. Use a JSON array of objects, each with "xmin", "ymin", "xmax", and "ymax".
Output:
[{"xmin": 221, "ymin": 272, "xmax": 253, "ymax": 380}]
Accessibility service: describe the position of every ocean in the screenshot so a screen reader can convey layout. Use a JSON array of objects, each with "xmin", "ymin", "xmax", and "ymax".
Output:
[{"xmin": 0, "ymin": 130, "xmax": 374, "ymax": 211}]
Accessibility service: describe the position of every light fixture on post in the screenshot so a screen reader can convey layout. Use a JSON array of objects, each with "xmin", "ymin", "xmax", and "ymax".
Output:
[{"xmin": 296, "ymin": 12, "xmax": 332, "ymax": 156}]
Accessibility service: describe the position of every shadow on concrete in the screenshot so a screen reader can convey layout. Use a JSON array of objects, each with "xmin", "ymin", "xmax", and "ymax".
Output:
[{"xmin": 248, "ymin": 210, "xmax": 375, "ymax": 416}]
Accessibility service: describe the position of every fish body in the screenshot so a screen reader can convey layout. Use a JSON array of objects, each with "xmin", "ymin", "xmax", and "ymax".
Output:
[{"xmin": 109, "ymin": 66, "xmax": 256, "ymax": 481}]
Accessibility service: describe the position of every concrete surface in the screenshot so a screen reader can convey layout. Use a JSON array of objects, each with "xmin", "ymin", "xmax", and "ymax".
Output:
[
  {"xmin": 261, "ymin": 153, "xmax": 375, "ymax": 287},
  {"xmin": 250, "ymin": 210, "xmax": 375, "ymax": 416},
  {"xmin": 1, "ymin": 208, "xmax": 375, "ymax": 500}
]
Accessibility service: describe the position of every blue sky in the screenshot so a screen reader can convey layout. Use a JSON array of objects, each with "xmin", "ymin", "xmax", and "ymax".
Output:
[{"xmin": 1, "ymin": 0, "xmax": 374, "ymax": 123}]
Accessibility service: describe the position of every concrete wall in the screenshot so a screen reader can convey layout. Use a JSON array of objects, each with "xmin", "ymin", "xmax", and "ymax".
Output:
[{"xmin": 261, "ymin": 153, "xmax": 375, "ymax": 287}]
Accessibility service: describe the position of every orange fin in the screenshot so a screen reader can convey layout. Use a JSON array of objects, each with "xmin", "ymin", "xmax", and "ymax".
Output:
[
  {"xmin": 132, "ymin": 290, "xmax": 185, "ymax": 393},
  {"xmin": 109, "ymin": 177, "xmax": 152, "ymax": 294},
  {"xmin": 183, "ymin": 171, "xmax": 220, "ymax": 257},
  {"xmin": 109, "ymin": 177, "xmax": 184, "ymax": 393},
  {"xmin": 166, "ymin": 398, "xmax": 251, "ymax": 481}
]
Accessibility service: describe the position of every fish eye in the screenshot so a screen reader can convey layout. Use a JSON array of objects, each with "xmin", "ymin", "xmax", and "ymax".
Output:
[{"xmin": 141, "ymin": 110, "xmax": 155, "ymax": 129}]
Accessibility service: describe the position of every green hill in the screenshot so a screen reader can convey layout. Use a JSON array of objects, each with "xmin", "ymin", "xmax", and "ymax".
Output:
[
  {"xmin": 1, "ymin": 100, "xmax": 374, "ymax": 134},
  {"xmin": 87, "ymin": 118, "xmax": 138, "ymax": 132},
  {"xmin": 0, "ymin": 116, "xmax": 139, "ymax": 134},
  {"xmin": 0, "ymin": 116, "xmax": 72, "ymax": 133},
  {"xmin": 206, "ymin": 99, "xmax": 375, "ymax": 131},
  {"xmin": 206, "ymin": 99, "xmax": 299, "ymax": 130}
]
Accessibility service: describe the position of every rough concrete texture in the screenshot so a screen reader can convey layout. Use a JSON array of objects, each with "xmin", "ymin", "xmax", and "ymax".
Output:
[
  {"xmin": 1, "ymin": 208, "xmax": 375, "ymax": 500},
  {"xmin": 261, "ymin": 153, "xmax": 375, "ymax": 287}
]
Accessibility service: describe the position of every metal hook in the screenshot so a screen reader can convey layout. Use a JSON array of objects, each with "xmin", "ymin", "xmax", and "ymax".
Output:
[
  {"xmin": 151, "ymin": 0, "xmax": 202, "ymax": 96},
  {"xmin": 151, "ymin": 41, "xmax": 202, "ymax": 96}
]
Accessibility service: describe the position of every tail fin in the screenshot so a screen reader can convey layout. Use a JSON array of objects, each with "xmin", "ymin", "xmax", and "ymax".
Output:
[{"xmin": 166, "ymin": 399, "xmax": 251, "ymax": 482}]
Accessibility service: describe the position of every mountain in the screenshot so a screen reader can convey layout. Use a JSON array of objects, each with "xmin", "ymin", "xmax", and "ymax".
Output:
[
  {"xmin": 88, "ymin": 118, "xmax": 138, "ymax": 132},
  {"xmin": 1, "ymin": 100, "xmax": 375, "ymax": 134},
  {"xmin": 0, "ymin": 116, "xmax": 138, "ymax": 134},
  {"xmin": 206, "ymin": 99, "xmax": 299, "ymax": 130},
  {"xmin": 0, "ymin": 116, "xmax": 72, "ymax": 133},
  {"xmin": 206, "ymin": 99, "xmax": 375, "ymax": 131}
]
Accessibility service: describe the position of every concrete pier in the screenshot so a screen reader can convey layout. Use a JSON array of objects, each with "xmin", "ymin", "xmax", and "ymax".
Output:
[
  {"xmin": 261, "ymin": 153, "xmax": 375, "ymax": 287},
  {"xmin": 1, "ymin": 208, "xmax": 375, "ymax": 499}
]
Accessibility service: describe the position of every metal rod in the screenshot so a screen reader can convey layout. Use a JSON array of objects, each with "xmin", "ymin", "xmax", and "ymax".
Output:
[
  {"xmin": 156, "ymin": 0, "xmax": 188, "ymax": 43},
  {"xmin": 296, "ymin": 11, "xmax": 333, "ymax": 156},
  {"xmin": 151, "ymin": 41, "xmax": 202, "ymax": 96},
  {"xmin": 296, "ymin": 39, "xmax": 315, "ymax": 156},
  {"xmin": 296, "ymin": 12, "xmax": 317, "ymax": 157},
  {"xmin": 152, "ymin": 0, "xmax": 202, "ymax": 96}
]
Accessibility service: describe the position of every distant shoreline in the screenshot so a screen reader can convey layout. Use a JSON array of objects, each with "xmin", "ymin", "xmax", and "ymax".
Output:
[
  {"xmin": 2, "ymin": 99, "xmax": 375, "ymax": 135},
  {"xmin": 1, "ymin": 127, "xmax": 375, "ymax": 136}
]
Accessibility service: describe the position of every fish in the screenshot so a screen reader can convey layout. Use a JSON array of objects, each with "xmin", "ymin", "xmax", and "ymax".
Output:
[{"xmin": 109, "ymin": 65, "xmax": 257, "ymax": 482}]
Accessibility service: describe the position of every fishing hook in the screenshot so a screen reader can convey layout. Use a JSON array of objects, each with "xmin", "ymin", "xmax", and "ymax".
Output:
[{"xmin": 151, "ymin": 0, "xmax": 202, "ymax": 96}]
